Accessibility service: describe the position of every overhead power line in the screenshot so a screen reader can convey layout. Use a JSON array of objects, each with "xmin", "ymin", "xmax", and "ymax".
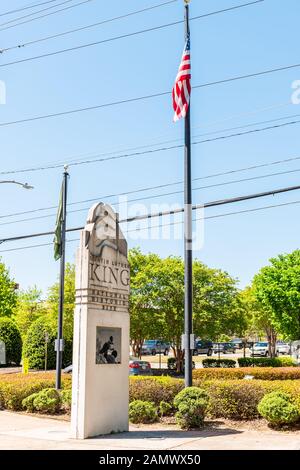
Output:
[
  {"xmin": 0, "ymin": 0, "xmax": 178, "ymax": 52},
  {"xmin": 0, "ymin": 0, "xmax": 75, "ymax": 28},
  {"xmin": 0, "ymin": 0, "xmax": 60, "ymax": 18},
  {"xmin": 1, "ymin": 183, "xmax": 300, "ymax": 245},
  {"xmin": 126, "ymin": 199, "xmax": 300, "ymax": 234},
  {"xmin": 0, "ymin": 60, "xmax": 298, "ymax": 130},
  {"xmin": 0, "ymin": 0, "xmax": 262, "ymax": 53},
  {"xmin": 3, "ymin": 165, "xmax": 300, "ymax": 227},
  {"xmin": 0, "ymin": 1, "xmax": 264, "ymax": 63},
  {"xmin": 2, "ymin": 154, "xmax": 300, "ymax": 221},
  {"xmin": 2, "ymin": 197, "xmax": 300, "ymax": 253},
  {"xmin": 0, "ymin": 107, "xmax": 295, "ymax": 177},
  {"xmin": 0, "ymin": 0, "xmax": 94, "ymax": 32},
  {"xmin": 1, "ymin": 117, "xmax": 300, "ymax": 178}
]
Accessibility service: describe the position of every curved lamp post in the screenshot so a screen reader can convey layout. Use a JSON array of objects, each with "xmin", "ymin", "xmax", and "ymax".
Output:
[{"xmin": 0, "ymin": 180, "xmax": 34, "ymax": 189}]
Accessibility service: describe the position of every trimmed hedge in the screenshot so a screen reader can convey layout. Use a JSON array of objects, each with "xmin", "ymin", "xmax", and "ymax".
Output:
[
  {"xmin": 129, "ymin": 376, "xmax": 300, "ymax": 421},
  {"xmin": 201, "ymin": 379, "xmax": 300, "ymax": 420},
  {"xmin": 0, "ymin": 372, "xmax": 71, "ymax": 411},
  {"xmin": 193, "ymin": 367, "xmax": 300, "ymax": 381},
  {"xmin": 0, "ymin": 318, "xmax": 22, "ymax": 365},
  {"xmin": 238, "ymin": 357, "xmax": 296, "ymax": 368},
  {"xmin": 202, "ymin": 358, "xmax": 236, "ymax": 368},
  {"xmin": 129, "ymin": 376, "xmax": 184, "ymax": 406}
]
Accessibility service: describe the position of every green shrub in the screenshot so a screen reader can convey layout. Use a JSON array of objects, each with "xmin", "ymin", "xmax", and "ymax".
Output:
[
  {"xmin": 0, "ymin": 318, "xmax": 22, "ymax": 365},
  {"xmin": 130, "ymin": 377, "xmax": 184, "ymax": 406},
  {"xmin": 23, "ymin": 317, "xmax": 72, "ymax": 370},
  {"xmin": 60, "ymin": 389, "xmax": 72, "ymax": 412},
  {"xmin": 159, "ymin": 401, "xmax": 173, "ymax": 417},
  {"xmin": 0, "ymin": 372, "xmax": 69, "ymax": 411},
  {"xmin": 258, "ymin": 391, "xmax": 300, "ymax": 426},
  {"xmin": 31, "ymin": 388, "xmax": 61, "ymax": 414},
  {"xmin": 22, "ymin": 393, "xmax": 39, "ymax": 412},
  {"xmin": 193, "ymin": 367, "xmax": 300, "ymax": 381},
  {"xmin": 203, "ymin": 379, "xmax": 267, "ymax": 420},
  {"xmin": 129, "ymin": 400, "xmax": 158, "ymax": 424},
  {"xmin": 202, "ymin": 358, "xmax": 236, "ymax": 368},
  {"xmin": 174, "ymin": 387, "xmax": 209, "ymax": 429},
  {"xmin": 200, "ymin": 379, "xmax": 300, "ymax": 420},
  {"xmin": 238, "ymin": 357, "xmax": 296, "ymax": 368},
  {"xmin": 23, "ymin": 318, "xmax": 56, "ymax": 370}
]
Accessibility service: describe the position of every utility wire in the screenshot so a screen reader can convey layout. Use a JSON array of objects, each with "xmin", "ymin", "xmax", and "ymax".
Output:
[
  {"xmin": 0, "ymin": 0, "xmax": 94, "ymax": 32},
  {"xmin": 0, "ymin": 106, "xmax": 296, "ymax": 179},
  {"xmin": 0, "ymin": 0, "xmax": 178, "ymax": 52},
  {"xmin": 3, "ymin": 165, "xmax": 300, "ymax": 227},
  {"xmin": 0, "ymin": 0, "xmax": 75, "ymax": 28},
  {"xmin": 0, "ymin": 0, "xmax": 60, "ymax": 18},
  {"xmin": 2, "ymin": 196, "xmax": 300, "ymax": 253},
  {"xmin": 1, "ymin": 183, "xmax": 300, "ymax": 244},
  {"xmin": 2, "ymin": 154, "xmax": 300, "ymax": 221},
  {"xmin": 126, "ymin": 200, "xmax": 300, "ymax": 234},
  {"xmin": 1, "ymin": 117, "xmax": 300, "ymax": 178},
  {"xmin": 0, "ymin": 0, "xmax": 262, "ymax": 53},
  {"xmin": 0, "ymin": 1, "xmax": 264, "ymax": 62},
  {"xmin": 0, "ymin": 61, "xmax": 298, "ymax": 130}
]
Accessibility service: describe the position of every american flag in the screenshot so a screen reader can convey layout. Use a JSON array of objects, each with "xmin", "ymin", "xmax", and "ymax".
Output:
[{"xmin": 172, "ymin": 33, "xmax": 191, "ymax": 122}]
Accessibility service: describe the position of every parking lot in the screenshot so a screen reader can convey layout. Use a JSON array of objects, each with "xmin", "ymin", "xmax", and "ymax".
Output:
[{"xmin": 142, "ymin": 349, "xmax": 254, "ymax": 369}]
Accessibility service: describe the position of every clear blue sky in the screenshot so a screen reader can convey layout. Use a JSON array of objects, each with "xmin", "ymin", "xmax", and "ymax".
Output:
[{"xmin": 0, "ymin": 0, "xmax": 300, "ymax": 295}]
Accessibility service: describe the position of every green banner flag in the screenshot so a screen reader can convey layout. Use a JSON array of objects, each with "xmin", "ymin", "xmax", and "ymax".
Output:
[{"xmin": 54, "ymin": 183, "xmax": 63, "ymax": 261}]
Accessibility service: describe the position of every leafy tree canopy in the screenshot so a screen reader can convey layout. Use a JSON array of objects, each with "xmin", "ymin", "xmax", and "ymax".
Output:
[
  {"xmin": 0, "ymin": 259, "xmax": 17, "ymax": 318},
  {"xmin": 253, "ymin": 250, "xmax": 300, "ymax": 340}
]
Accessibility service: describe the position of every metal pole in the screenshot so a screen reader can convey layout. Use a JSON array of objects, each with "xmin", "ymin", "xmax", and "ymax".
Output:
[
  {"xmin": 55, "ymin": 167, "xmax": 69, "ymax": 390},
  {"xmin": 184, "ymin": 1, "xmax": 193, "ymax": 387}
]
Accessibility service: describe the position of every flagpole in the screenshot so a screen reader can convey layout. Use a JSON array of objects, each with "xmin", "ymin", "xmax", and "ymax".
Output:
[
  {"xmin": 55, "ymin": 165, "xmax": 69, "ymax": 390},
  {"xmin": 183, "ymin": 0, "xmax": 193, "ymax": 387}
]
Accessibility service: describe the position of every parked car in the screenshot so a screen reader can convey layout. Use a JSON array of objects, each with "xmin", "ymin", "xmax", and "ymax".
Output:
[
  {"xmin": 141, "ymin": 340, "xmax": 170, "ymax": 356},
  {"xmin": 213, "ymin": 342, "xmax": 236, "ymax": 354},
  {"xmin": 193, "ymin": 339, "xmax": 213, "ymax": 356},
  {"xmin": 276, "ymin": 342, "xmax": 291, "ymax": 355},
  {"xmin": 64, "ymin": 357, "xmax": 153, "ymax": 376},
  {"xmin": 230, "ymin": 338, "xmax": 244, "ymax": 349},
  {"xmin": 129, "ymin": 357, "xmax": 152, "ymax": 376},
  {"xmin": 251, "ymin": 342, "xmax": 270, "ymax": 357}
]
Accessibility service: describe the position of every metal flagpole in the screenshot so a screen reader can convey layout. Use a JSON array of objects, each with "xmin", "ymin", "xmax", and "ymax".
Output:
[
  {"xmin": 183, "ymin": 0, "xmax": 193, "ymax": 387},
  {"xmin": 55, "ymin": 165, "xmax": 69, "ymax": 390}
]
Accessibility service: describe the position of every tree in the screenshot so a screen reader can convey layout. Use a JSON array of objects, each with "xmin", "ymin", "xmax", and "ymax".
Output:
[
  {"xmin": 14, "ymin": 286, "xmax": 47, "ymax": 339},
  {"xmin": 23, "ymin": 316, "xmax": 72, "ymax": 370},
  {"xmin": 240, "ymin": 287, "xmax": 278, "ymax": 357},
  {"xmin": 193, "ymin": 261, "xmax": 243, "ymax": 342},
  {"xmin": 0, "ymin": 259, "xmax": 17, "ymax": 318},
  {"xmin": 253, "ymin": 250, "xmax": 300, "ymax": 341},
  {"xmin": 0, "ymin": 318, "xmax": 22, "ymax": 365},
  {"xmin": 129, "ymin": 249, "xmax": 165, "ymax": 357},
  {"xmin": 47, "ymin": 263, "xmax": 75, "ymax": 342},
  {"xmin": 23, "ymin": 317, "xmax": 56, "ymax": 370},
  {"xmin": 129, "ymin": 249, "xmax": 240, "ymax": 371}
]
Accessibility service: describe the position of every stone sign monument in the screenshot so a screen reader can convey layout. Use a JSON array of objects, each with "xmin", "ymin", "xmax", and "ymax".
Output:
[{"xmin": 71, "ymin": 202, "xmax": 130, "ymax": 439}]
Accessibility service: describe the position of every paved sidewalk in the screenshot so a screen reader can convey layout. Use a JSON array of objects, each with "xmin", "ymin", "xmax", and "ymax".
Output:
[{"xmin": 0, "ymin": 411, "xmax": 300, "ymax": 450}]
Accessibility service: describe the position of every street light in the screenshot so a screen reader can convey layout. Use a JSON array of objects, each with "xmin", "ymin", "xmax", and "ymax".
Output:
[{"xmin": 0, "ymin": 180, "xmax": 34, "ymax": 189}]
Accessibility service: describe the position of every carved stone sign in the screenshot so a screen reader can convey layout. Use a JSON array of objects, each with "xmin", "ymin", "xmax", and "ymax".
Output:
[{"xmin": 71, "ymin": 203, "xmax": 130, "ymax": 439}]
